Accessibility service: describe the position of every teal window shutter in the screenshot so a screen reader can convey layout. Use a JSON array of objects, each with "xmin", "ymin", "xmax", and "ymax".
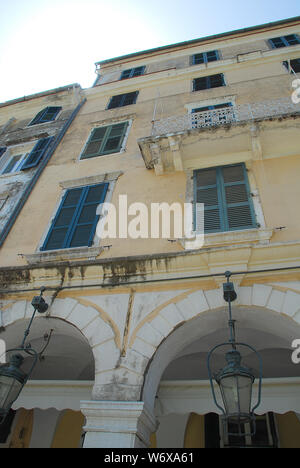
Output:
[
  {"xmin": 29, "ymin": 107, "xmax": 62, "ymax": 125},
  {"xmin": 194, "ymin": 163, "xmax": 256, "ymax": 233},
  {"xmin": 81, "ymin": 122, "xmax": 129, "ymax": 159},
  {"xmin": 20, "ymin": 137, "xmax": 54, "ymax": 170},
  {"xmin": 41, "ymin": 183, "xmax": 109, "ymax": 251}
]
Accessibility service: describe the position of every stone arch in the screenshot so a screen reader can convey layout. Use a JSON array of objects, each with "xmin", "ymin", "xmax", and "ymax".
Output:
[
  {"xmin": 124, "ymin": 284, "xmax": 300, "ymax": 410},
  {"xmin": 0, "ymin": 296, "xmax": 121, "ymax": 385}
]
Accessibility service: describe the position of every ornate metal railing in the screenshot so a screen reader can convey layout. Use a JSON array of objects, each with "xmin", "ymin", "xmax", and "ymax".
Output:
[{"xmin": 151, "ymin": 97, "xmax": 300, "ymax": 136}]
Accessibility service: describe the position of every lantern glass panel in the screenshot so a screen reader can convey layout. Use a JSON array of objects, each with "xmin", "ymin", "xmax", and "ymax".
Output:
[
  {"xmin": 219, "ymin": 374, "xmax": 253, "ymax": 421},
  {"xmin": 0, "ymin": 375, "xmax": 23, "ymax": 414}
]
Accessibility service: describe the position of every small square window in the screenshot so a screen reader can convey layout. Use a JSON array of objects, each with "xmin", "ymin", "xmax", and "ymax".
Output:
[
  {"xmin": 192, "ymin": 50, "xmax": 219, "ymax": 65},
  {"xmin": 193, "ymin": 74, "xmax": 225, "ymax": 91},
  {"xmin": 120, "ymin": 66, "xmax": 145, "ymax": 79},
  {"xmin": 269, "ymin": 34, "xmax": 300, "ymax": 48},
  {"xmin": 107, "ymin": 92, "xmax": 139, "ymax": 109}
]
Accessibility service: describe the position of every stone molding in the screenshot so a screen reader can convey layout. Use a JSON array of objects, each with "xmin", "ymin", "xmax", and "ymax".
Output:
[{"xmin": 80, "ymin": 400, "xmax": 157, "ymax": 448}]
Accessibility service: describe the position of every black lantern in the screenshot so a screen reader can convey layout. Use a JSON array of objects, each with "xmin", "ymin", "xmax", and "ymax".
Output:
[
  {"xmin": 207, "ymin": 272, "xmax": 262, "ymax": 435},
  {"xmin": 0, "ymin": 289, "xmax": 48, "ymax": 422}
]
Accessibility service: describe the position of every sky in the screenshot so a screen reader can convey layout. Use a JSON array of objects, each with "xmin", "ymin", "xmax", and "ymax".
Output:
[{"xmin": 0, "ymin": 0, "xmax": 299, "ymax": 103}]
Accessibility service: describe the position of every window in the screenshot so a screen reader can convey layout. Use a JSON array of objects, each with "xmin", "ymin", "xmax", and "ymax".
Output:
[
  {"xmin": 107, "ymin": 91, "xmax": 139, "ymax": 109},
  {"xmin": 283, "ymin": 58, "xmax": 300, "ymax": 73},
  {"xmin": 205, "ymin": 413, "xmax": 278, "ymax": 448},
  {"xmin": 20, "ymin": 137, "xmax": 53, "ymax": 170},
  {"xmin": 29, "ymin": 106, "xmax": 62, "ymax": 126},
  {"xmin": 193, "ymin": 74, "xmax": 225, "ymax": 91},
  {"xmin": 120, "ymin": 66, "xmax": 145, "ymax": 79},
  {"xmin": 80, "ymin": 122, "xmax": 129, "ymax": 159},
  {"xmin": 41, "ymin": 183, "xmax": 108, "ymax": 251},
  {"xmin": 0, "ymin": 148, "xmax": 6, "ymax": 158},
  {"xmin": 191, "ymin": 50, "xmax": 220, "ymax": 65},
  {"xmin": 269, "ymin": 34, "xmax": 300, "ymax": 48},
  {"xmin": 0, "ymin": 154, "xmax": 26, "ymax": 175},
  {"xmin": 194, "ymin": 163, "xmax": 256, "ymax": 233}
]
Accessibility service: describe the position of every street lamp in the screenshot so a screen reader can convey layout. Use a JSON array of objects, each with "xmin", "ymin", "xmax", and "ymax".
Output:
[
  {"xmin": 207, "ymin": 272, "xmax": 262, "ymax": 437},
  {"xmin": 0, "ymin": 288, "xmax": 48, "ymax": 422}
]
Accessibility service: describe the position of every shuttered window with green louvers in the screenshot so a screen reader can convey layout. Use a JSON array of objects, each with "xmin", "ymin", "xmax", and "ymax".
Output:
[
  {"xmin": 80, "ymin": 122, "xmax": 129, "ymax": 159},
  {"xmin": 193, "ymin": 163, "xmax": 257, "ymax": 233}
]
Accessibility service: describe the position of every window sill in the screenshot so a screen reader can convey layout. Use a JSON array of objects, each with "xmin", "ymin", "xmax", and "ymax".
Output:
[
  {"xmin": 180, "ymin": 227, "xmax": 274, "ymax": 250},
  {"xmin": 25, "ymin": 246, "xmax": 103, "ymax": 265}
]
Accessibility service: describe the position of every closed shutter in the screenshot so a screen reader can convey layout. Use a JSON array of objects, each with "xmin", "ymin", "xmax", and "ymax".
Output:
[
  {"xmin": 194, "ymin": 168, "xmax": 222, "ymax": 232},
  {"xmin": 194, "ymin": 164, "xmax": 256, "ymax": 233},
  {"xmin": 20, "ymin": 137, "xmax": 53, "ymax": 170},
  {"xmin": 81, "ymin": 122, "xmax": 128, "ymax": 159},
  {"xmin": 221, "ymin": 164, "xmax": 255, "ymax": 230},
  {"xmin": 41, "ymin": 183, "xmax": 108, "ymax": 251}
]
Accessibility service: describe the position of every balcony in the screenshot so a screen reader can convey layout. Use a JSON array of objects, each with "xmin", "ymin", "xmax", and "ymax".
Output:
[
  {"xmin": 151, "ymin": 97, "xmax": 300, "ymax": 136},
  {"xmin": 138, "ymin": 97, "xmax": 300, "ymax": 175}
]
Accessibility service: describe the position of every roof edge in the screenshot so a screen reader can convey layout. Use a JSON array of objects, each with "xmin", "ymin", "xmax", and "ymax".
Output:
[
  {"xmin": 0, "ymin": 83, "xmax": 82, "ymax": 108},
  {"xmin": 95, "ymin": 16, "xmax": 300, "ymax": 66}
]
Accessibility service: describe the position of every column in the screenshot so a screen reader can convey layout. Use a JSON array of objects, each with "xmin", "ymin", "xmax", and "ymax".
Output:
[{"xmin": 80, "ymin": 401, "xmax": 157, "ymax": 448}]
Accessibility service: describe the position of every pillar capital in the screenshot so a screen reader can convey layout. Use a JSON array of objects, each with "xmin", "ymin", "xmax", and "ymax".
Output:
[{"xmin": 80, "ymin": 400, "xmax": 157, "ymax": 448}]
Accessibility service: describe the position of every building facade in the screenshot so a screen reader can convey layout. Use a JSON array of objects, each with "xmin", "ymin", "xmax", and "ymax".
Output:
[{"xmin": 0, "ymin": 17, "xmax": 300, "ymax": 448}]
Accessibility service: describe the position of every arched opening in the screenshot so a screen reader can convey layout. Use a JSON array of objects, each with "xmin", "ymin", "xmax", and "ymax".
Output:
[
  {"xmin": 0, "ymin": 315, "xmax": 94, "ymax": 448},
  {"xmin": 143, "ymin": 306, "xmax": 300, "ymax": 448},
  {"xmin": 2, "ymin": 316, "xmax": 94, "ymax": 380}
]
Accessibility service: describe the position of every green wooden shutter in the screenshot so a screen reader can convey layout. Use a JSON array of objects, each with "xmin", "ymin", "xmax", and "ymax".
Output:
[
  {"xmin": 81, "ymin": 127, "xmax": 107, "ymax": 158},
  {"xmin": 194, "ymin": 164, "xmax": 256, "ymax": 233},
  {"xmin": 81, "ymin": 122, "xmax": 128, "ymax": 159},
  {"xmin": 194, "ymin": 168, "xmax": 222, "ymax": 232},
  {"xmin": 102, "ymin": 122, "xmax": 128, "ymax": 154},
  {"xmin": 220, "ymin": 164, "xmax": 256, "ymax": 230}
]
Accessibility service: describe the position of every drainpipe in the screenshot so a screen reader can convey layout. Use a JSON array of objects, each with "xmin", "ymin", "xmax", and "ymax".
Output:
[{"xmin": 0, "ymin": 97, "xmax": 87, "ymax": 247}]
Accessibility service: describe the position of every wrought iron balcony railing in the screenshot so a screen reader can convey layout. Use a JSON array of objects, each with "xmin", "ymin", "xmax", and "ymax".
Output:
[{"xmin": 151, "ymin": 97, "xmax": 300, "ymax": 136}]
